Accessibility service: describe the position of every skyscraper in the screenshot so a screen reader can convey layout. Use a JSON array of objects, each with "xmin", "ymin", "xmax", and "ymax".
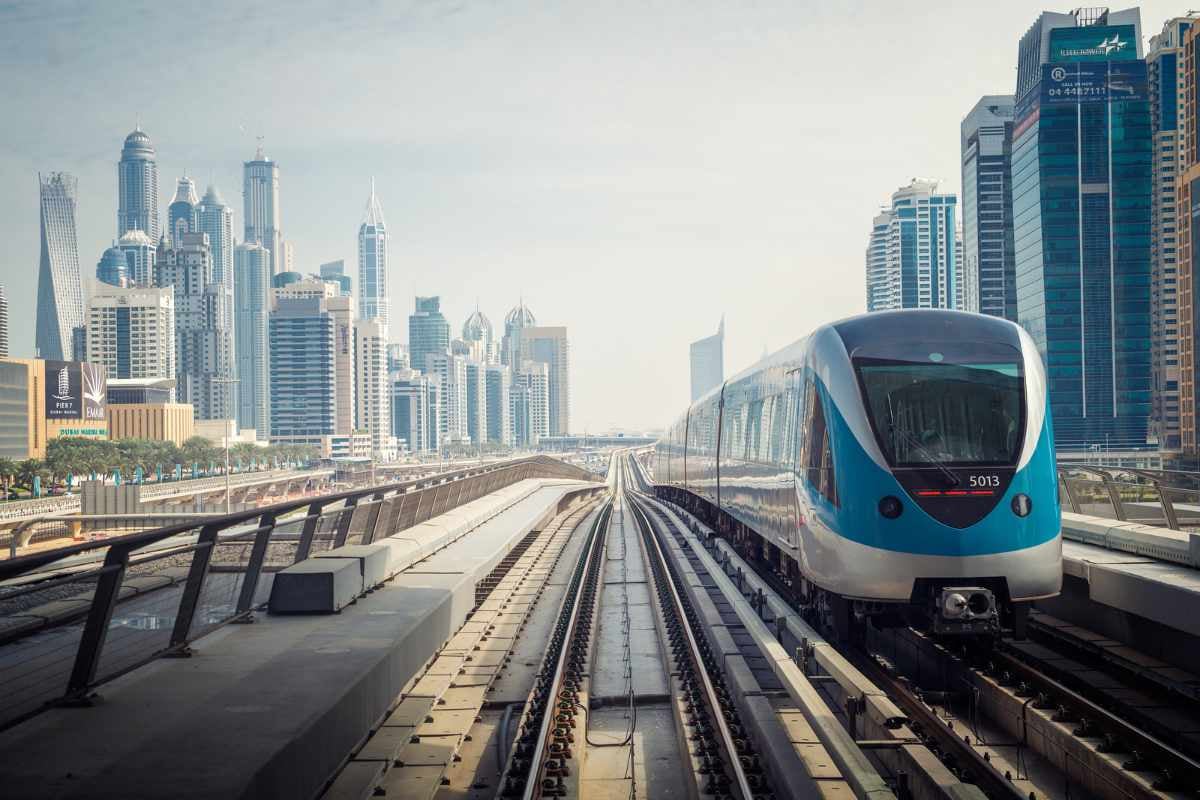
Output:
[
  {"xmin": 392, "ymin": 370, "xmax": 436, "ymax": 453},
  {"xmin": 1147, "ymin": 17, "xmax": 1195, "ymax": 453},
  {"xmin": 502, "ymin": 301, "xmax": 536, "ymax": 367},
  {"xmin": 865, "ymin": 211, "xmax": 894, "ymax": 312},
  {"xmin": 358, "ymin": 181, "xmax": 389, "ymax": 327},
  {"xmin": 197, "ymin": 185, "xmax": 234, "ymax": 291},
  {"xmin": 426, "ymin": 352, "xmax": 468, "ymax": 445},
  {"xmin": 234, "ymin": 243, "xmax": 271, "ymax": 438},
  {"xmin": 117, "ymin": 229, "xmax": 156, "ymax": 287},
  {"xmin": 484, "ymin": 364, "xmax": 512, "ymax": 445},
  {"xmin": 409, "ymin": 296, "xmax": 450, "ymax": 375},
  {"xmin": 521, "ymin": 326, "xmax": 570, "ymax": 437},
  {"xmin": 157, "ymin": 232, "xmax": 233, "ymax": 420},
  {"xmin": 35, "ymin": 172, "xmax": 84, "ymax": 361},
  {"xmin": 85, "ymin": 284, "xmax": 174, "ymax": 390},
  {"xmin": 1013, "ymin": 8, "xmax": 1151, "ymax": 450},
  {"xmin": 512, "ymin": 362, "xmax": 549, "ymax": 448},
  {"xmin": 463, "ymin": 306, "xmax": 498, "ymax": 364},
  {"xmin": 865, "ymin": 180, "xmax": 961, "ymax": 311},
  {"xmin": 168, "ymin": 175, "xmax": 199, "ymax": 245},
  {"xmin": 243, "ymin": 142, "xmax": 283, "ymax": 275},
  {"xmin": 961, "ymin": 96, "xmax": 1017, "ymax": 320},
  {"xmin": 0, "ymin": 285, "xmax": 9, "ymax": 359},
  {"xmin": 96, "ymin": 245, "xmax": 128, "ymax": 287},
  {"xmin": 117, "ymin": 127, "xmax": 159, "ymax": 241},
  {"xmin": 689, "ymin": 317, "xmax": 724, "ymax": 402},
  {"xmin": 269, "ymin": 296, "xmax": 335, "ymax": 446},
  {"xmin": 465, "ymin": 361, "xmax": 488, "ymax": 447},
  {"xmin": 319, "ymin": 259, "xmax": 352, "ymax": 296},
  {"xmin": 354, "ymin": 318, "xmax": 392, "ymax": 458}
]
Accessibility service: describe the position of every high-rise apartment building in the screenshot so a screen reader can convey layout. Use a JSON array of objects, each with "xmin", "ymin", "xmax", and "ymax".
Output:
[
  {"xmin": 157, "ymin": 232, "xmax": 233, "ymax": 420},
  {"xmin": 354, "ymin": 319, "xmax": 392, "ymax": 458},
  {"xmin": 521, "ymin": 326, "xmax": 570, "ymax": 437},
  {"xmin": 96, "ymin": 245, "xmax": 128, "ymax": 288},
  {"xmin": 485, "ymin": 364, "xmax": 512, "ymax": 446},
  {"xmin": 1147, "ymin": 17, "xmax": 1195, "ymax": 453},
  {"xmin": 269, "ymin": 296, "xmax": 335, "ymax": 445},
  {"xmin": 1013, "ymin": 8, "xmax": 1151, "ymax": 450},
  {"xmin": 117, "ymin": 127, "xmax": 159, "ymax": 241},
  {"xmin": 426, "ymin": 352, "xmax": 468, "ymax": 445},
  {"xmin": 35, "ymin": 172, "xmax": 84, "ymax": 361},
  {"xmin": 865, "ymin": 180, "xmax": 962, "ymax": 311},
  {"xmin": 168, "ymin": 175, "xmax": 198, "ymax": 245},
  {"xmin": 85, "ymin": 284, "xmax": 175, "ymax": 393},
  {"xmin": 512, "ymin": 361, "xmax": 549, "ymax": 448},
  {"xmin": 117, "ymin": 229, "xmax": 156, "ymax": 287},
  {"xmin": 865, "ymin": 211, "xmax": 894, "ymax": 311},
  {"xmin": 409, "ymin": 296, "xmax": 450, "ymax": 375},
  {"xmin": 243, "ymin": 142, "xmax": 283, "ymax": 275},
  {"xmin": 358, "ymin": 182, "xmax": 389, "ymax": 327},
  {"xmin": 0, "ymin": 285, "xmax": 9, "ymax": 358},
  {"xmin": 689, "ymin": 317, "xmax": 724, "ymax": 402},
  {"xmin": 501, "ymin": 301, "xmax": 536, "ymax": 367},
  {"xmin": 234, "ymin": 243, "xmax": 271, "ymax": 438},
  {"xmin": 392, "ymin": 370, "xmax": 437, "ymax": 453},
  {"xmin": 465, "ymin": 361, "xmax": 488, "ymax": 448},
  {"xmin": 1177, "ymin": 21, "xmax": 1200, "ymax": 453},
  {"xmin": 961, "ymin": 96, "xmax": 1017, "ymax": 320},
  {"xmin": 197, "ymin": 185, "xmax": 234, "ymax": 291},
  {"xmin": 463, "ymin": 307, "xmax": 498, "ymax": 364}
]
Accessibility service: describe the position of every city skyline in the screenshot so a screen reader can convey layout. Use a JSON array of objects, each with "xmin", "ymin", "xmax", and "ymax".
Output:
[{"xmin": 3, "ymin": 1, "xmax": 1192, "ymax": 432}]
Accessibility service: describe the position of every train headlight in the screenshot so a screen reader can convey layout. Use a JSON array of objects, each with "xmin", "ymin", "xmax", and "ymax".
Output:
[
  {"xmin": 1011, "ymin": 494, "xmax": 1032, "ymax": 517},
  {"xmin": 878, "ymin": 496, "xmax": 903, "ymax": 519}
]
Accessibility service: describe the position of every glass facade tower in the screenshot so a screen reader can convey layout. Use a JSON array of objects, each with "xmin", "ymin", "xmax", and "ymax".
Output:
[
  {"xmin": 117, "ymin": 128, "xmax": 160, "ymax": 241},
  {"xmin": 1012, "ymin": 8, "xmax": 1152, "ymax": 451},
  {"xmin": 961, "ymin": 96, "xmax": 1017, "ymax": 320},
  {"xmin": 865, "ymin": 180, "xmax": 961, "ymax": 311},
  {"xmin": 35, "ymin": 172, "xmax": 84, "ymax": 361},
  {"xmin": 358, "ymin": 181, "xmax": 389, "ymax": 328}
]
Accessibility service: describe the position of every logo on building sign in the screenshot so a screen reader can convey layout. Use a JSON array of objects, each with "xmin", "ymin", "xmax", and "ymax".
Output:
[
  {"xmin": 82, "ymin": 363, "xmax": 107, "ymax": 421},
  {"xmin": 1049, "ymin": 24, "xmax": 1136, "ymax": 63},
  {"xmin": 1057, "ymin": 34, "xmax": 1128, "ymax": 59},
  {"xmin": 1051, "ymin": 66, "xmax": 1068, "ymax": 82},
  {"xmin": 45, "ymin": 361, "xmax": 81, "ymax": 419}
]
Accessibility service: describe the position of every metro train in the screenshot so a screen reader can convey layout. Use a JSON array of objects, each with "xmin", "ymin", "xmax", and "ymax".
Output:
[{"xmin": 654, "ymin": 309, "xmax": 1062, "ymax": 636}]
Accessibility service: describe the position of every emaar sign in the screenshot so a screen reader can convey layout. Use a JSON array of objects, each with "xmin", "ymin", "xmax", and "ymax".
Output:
[{"xmin": 1049, "ymin": 24, "xmax": 1137, "ymax": 62}]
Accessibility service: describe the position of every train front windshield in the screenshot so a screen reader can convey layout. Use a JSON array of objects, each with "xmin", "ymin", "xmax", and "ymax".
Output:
[{"xmin": 854, "ymin": 348, "xmax": 1024, "ymax": 468}]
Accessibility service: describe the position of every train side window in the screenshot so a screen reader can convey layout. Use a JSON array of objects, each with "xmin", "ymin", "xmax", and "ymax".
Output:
[{"xmin": 803, "ymin": 379, "xmax": 838, "ymax": 506}]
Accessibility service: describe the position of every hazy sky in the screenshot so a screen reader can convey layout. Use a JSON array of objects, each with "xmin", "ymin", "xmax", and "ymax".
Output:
[{"xmin": 0, "ymin": 1, "xmax": 1185, "ymax": 432}]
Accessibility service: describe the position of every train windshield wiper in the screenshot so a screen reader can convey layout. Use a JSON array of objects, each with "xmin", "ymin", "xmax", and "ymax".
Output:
[{"xmin": 885, "ymin": 395, "xmax": 960, "ymax": 487}]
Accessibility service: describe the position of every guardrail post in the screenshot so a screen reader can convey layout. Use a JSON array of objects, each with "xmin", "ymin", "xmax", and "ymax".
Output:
[
  {"xmin": 1157, "ymin": 483, "xmax": 1181, "ymax": 531},
  {"xmin": 332, "ymin": 496, "xmax": 359, "ymax": 548},
  {"xmin": 235, "ymin": 510, "xmax": 278, "ymax": 616},
  {"xmin": 1100, "ymin": 474, "xmax": 1127, "ymax": 521},
  {"xmin": 168, "ymin": 522, "xmax": 223, "ymax": 652},
  {"xmin": 65, "ymin": 542, "xmax": 133, "ymax": 701},
  {"xmin": 294, "ymin": 500, "xmax": 327, "ymax": 563},
  {"xmin": 1058, "ymin": 472, "xmax": 1082, "ymax": 514}
]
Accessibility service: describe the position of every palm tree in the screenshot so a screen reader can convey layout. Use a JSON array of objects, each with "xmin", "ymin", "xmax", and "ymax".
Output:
[{"xmin": 16, "ymin": 459, "xmax": 47, "ymax": 495}]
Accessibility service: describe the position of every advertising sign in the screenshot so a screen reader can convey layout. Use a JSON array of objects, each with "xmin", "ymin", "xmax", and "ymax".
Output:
[
  {"xmin": 1049, "ymin": 24, "xmax": 1137, "ymax": 62},
  {"xmin": 44, "ymin": 360, "xmax": 81, "ymax": 419},
  {"xmin": 81, "ymin": 362, "xmax": 106, "ymax": 422},
  {"xmin": 1040, "ymin": 60, "xmax": 1146, "ymax": 105}
]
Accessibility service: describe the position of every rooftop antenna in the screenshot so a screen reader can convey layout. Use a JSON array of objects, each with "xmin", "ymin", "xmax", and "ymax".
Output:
[{"xmin": 255, "ymin": 135, "xmax": 265, "ymax": 160}]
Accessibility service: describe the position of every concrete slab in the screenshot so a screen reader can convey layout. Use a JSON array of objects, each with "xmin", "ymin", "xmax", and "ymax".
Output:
[
  {"xmin": 316, "ymin": 544, "xmax": 392, "ymax": 589},
  {"xmin": 269, "ymin": 557, "xmax": 363, "ymax": 614}
]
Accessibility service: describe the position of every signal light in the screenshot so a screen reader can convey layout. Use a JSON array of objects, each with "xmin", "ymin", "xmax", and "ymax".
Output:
[
  {"xmin": 1012, "ymin": 494, "xmax": 1032, "ymax": 517},
  {"xmin": 878, "ymin": 496, "xmax": 903, "ymax": 519}
]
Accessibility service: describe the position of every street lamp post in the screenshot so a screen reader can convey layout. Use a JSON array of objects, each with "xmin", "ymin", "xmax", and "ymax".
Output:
[{"xmin": 212, "ymin": 376, "xmax": 240, "ymax": 514}]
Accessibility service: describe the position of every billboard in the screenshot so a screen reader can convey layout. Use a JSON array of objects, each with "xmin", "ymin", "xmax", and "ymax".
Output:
[
  {"xmin": 43, "ymin": 360, "xmax": 106, "ymax": 421},
  {"xmin": 1041, "ymin": 60, "xmax": 1147, "ymax": 105},
  {"xmin": 45, "ymin": 361, "xmax": 81, "ymax": 419},
  {"xmin": 1049, "ymin": 24, "xmax": 1137, "ymax": 63}
]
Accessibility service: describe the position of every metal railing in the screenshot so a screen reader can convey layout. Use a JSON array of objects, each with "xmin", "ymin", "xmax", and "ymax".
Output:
[
  {"xmin": 0, "ymin": 455, "xmax": 596, "ymax": 731},
  {"xmin": 1057, "ymin": 466, "xmax": 1200, "ymax": 531}
]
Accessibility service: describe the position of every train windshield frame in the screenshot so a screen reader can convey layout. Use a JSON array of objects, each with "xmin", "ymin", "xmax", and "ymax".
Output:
[{"xmin": 851, "ymin": 340, "xmax": 1025, "ymax": 469}]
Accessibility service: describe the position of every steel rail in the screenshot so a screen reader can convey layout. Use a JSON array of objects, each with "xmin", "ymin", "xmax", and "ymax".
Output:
[{"xmin": 626, "ymin": 492, "xmax": 757, "ymax": 800}]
